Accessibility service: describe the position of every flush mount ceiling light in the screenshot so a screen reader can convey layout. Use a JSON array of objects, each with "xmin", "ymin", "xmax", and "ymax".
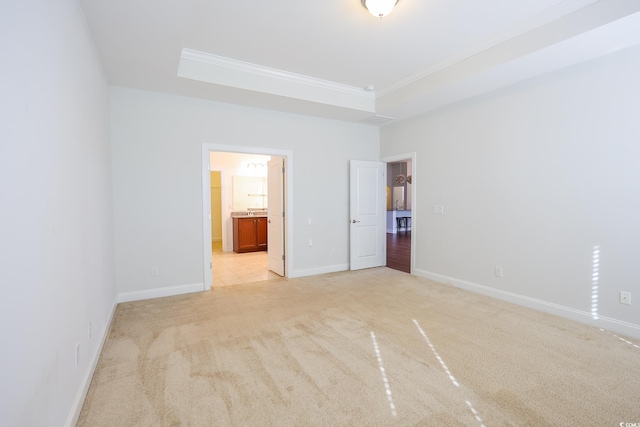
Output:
[{"xmin": 361, "ymin": 0, "xmax": 398, "ymax": 18}]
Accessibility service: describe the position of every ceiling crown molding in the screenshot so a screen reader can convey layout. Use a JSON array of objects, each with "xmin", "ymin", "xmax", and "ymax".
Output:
[{"xmin": 178, "ymin": 48, "xmax": 375, "ymax": 112}]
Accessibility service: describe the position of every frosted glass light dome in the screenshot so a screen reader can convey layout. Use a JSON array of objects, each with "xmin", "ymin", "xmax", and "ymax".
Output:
[{"xmin": 362, "ymin": 0, "xmax": 398, "ymax": 18}]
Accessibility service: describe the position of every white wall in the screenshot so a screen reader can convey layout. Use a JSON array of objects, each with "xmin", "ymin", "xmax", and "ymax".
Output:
[
  {"xmin": 381, "ymin": 45, "xmax": 640, "ymax": 338},
  {"xmin": 0, "ymin": 0, "xmax": 116, "ymax": 426},
  {"xmin": 111, "ymin": 87, "xmax": 379, "ymax": 297}
]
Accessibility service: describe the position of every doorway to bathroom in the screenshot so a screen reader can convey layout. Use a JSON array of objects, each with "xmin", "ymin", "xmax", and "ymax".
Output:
[
  {"xmin": 201, "ymin": 144, "xmax": 293, "ymax": 290},
  {"xmin": 210, "ymin": 152, "xmax": 276, "ymax": 287}
]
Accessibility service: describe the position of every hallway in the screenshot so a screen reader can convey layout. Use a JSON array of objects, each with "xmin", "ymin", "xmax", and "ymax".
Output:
[{"xmin": 386, "ymin": 231, "xmax": 411, "ymax": 273}]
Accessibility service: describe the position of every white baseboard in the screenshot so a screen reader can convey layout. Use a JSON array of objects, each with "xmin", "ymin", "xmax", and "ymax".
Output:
[
  {"xmin": 415, "ymin": 269, "xmax": 640, "ymax": 339},
  {"xmin": 289, "ymin": 263, "xmax": 349, "ymax": 279},
  {"xmin": 117, "ymin": 282, "xmax": 204, "ymax": 303},
  {"xmin": 65, "ymin": 295, "xmax": 118, "ymax": 427}
]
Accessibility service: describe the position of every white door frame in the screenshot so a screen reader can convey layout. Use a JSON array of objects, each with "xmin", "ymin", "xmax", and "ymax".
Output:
[
  {"xmin": 381, "ymin": 152, "xmax": 417, "ymax": 275},
  {"xmin": 201, "ymin": 144, "xmax": 294, "ymax": 291}
]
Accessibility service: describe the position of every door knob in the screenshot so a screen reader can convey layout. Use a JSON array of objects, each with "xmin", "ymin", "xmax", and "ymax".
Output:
[{"xmin": 352, "ymin": 219, "xmax": 360, "ymax": 223}]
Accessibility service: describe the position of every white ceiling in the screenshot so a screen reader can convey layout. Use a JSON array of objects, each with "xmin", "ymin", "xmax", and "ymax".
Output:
[{"xmin": 79, "ymin": 0, "xmax": 640, "ymax": 124}]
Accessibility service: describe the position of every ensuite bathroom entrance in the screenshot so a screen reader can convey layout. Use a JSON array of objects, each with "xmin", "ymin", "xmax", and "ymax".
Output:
[{"xmin": 208, "ymin": 151, "xmax": 284, "ymax": 287}]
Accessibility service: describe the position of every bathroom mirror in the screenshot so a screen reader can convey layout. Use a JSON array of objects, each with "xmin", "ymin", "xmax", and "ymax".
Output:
[
  {"xmin": 232, "ymin": 176, "xmax": 268, "ymax": 210},
  {"xmin": 392, "ymin": 186, "xmax": 405, "ymax": 210}
]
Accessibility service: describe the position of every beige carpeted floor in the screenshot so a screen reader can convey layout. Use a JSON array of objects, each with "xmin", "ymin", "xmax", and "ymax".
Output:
[{"xmin": 78, "ymin": 268, "xmax": 640, "ymax": 426}]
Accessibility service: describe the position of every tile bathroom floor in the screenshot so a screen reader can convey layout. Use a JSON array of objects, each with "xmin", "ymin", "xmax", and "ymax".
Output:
[{"xmin": 211, "ymin": 241, "xmax": 281, "ymax": 287}]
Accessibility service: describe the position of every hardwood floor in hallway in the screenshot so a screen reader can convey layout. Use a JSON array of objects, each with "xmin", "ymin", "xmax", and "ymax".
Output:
[{"xmin": 386, "ymin": 231, "xmax": 411, "ymax": 273}]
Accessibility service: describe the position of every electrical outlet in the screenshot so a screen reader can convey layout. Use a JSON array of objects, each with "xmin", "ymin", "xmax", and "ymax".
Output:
[
  {"xmin": 309, "ymin": 239, "xmax": 313, "ymax": 247},
  {"xmin": 620, "ymin": 291, "xmax": 631, "ymax": 305},
  {"xmin": 75, "ymin": 343, "xmax": 80, "ymax": 367},
  {"xmin": 88, "ymin": 321, "xmax": 92, "ymax": 339},
  {"xmin": 495, "ymin": 267, "xmax": 503, "ymax": 278},
  {"xmin": 331, "ymin": 248, "xmax": 336, "ymax": 256},
  {"xmin": 151, "ymin": 266, "xmax": 159, "ymax": 277}
]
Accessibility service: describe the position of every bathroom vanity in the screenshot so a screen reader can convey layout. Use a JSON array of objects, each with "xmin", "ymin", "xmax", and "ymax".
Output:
[{"xmin": 232, "ymin": 211, "xmax": 268, "ymax": 253}]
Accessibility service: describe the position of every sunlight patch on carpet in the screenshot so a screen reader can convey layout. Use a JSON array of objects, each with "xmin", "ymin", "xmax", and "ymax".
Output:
[
  {"xmin": 413, "ymin": 319, "xmax": 459, "ymax": 387},
  {"xmin": 370, "ymin": 331, "xmax": 397, "ymax": 417},
  {"xmin": 413, "ymin": 319, "xmax": 486, "ymax": 427},
  {"xmin": 602, "ymin": 329, "xmax": 640, "ymax": 349},
  {"xmin": 591, "ymin": 245, "xmax": 600, "ymax": 320}
]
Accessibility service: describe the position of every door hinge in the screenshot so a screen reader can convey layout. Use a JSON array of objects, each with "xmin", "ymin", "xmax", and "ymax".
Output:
[
  {"xmin": 282, "ymin": 254, "xmax": 285, "ymax": 261},
  {"xmin": 282, "ymin": 211, "xmax": 285, "ymax": 218},
  {"xmin": 210, "ymin": 262, "xmax": 212, "ymax": 269},
  {"xmin": 282, "ymin": 166, "xmax": 285, "ymax": 173}
]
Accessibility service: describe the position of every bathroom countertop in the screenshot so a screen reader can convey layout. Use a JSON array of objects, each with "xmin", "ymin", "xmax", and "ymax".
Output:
[{"xmin": 231, "ymin": 211, "xmax": 268, "ymax": 218}]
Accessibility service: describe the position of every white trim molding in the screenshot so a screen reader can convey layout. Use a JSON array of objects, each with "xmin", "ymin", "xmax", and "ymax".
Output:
[
  {"xmin": 117, "ymin": 282, "xmax": 203, "ymax": 303},
  {"xmin": 415, "ymin": 269, "xmax": 640, "ymax": 340},
  {"xmin": 65, "ymin": 296, "xmax": 118, "ymax": 427},
  {"xmin": 289, "ymin": 263, "xmax": 350, "ymax": 279}
]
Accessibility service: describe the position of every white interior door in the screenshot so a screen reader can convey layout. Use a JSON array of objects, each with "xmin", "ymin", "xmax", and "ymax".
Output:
[
  {"xmin": 267, "ymin": 157, "xmax": 285, "ymax": 276},
  {"xmin": 350, "ymin": 160, "xmax": 386, "ymax": 270}
]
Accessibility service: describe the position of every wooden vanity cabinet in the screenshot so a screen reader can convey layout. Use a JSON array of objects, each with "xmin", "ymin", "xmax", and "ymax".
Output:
[
  {"xmin": 233, "ymin": 217, "xmax": 268, "ymax": 253},
  {"xmin": 256, "ymin": 218, "xmax": 267, "ymax": 250}
]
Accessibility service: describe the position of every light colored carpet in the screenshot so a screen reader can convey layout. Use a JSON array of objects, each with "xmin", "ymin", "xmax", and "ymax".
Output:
[{"xmin": 78, "ymin": 268, "xmax": 640, "ymax": 426}]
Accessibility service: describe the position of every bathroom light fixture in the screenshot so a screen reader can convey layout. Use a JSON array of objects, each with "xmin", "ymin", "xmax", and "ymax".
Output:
[{"xmin": 361, "ymin": 0, "xmax": 398, "ymax": 18}]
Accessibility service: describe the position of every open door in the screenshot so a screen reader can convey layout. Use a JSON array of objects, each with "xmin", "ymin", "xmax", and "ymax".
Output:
[
  {"xmin": 350, "ymin": 160, "xmax": 386, "ymax": 270},
  {"xmin": 267, "ymin": 157, "xmax": 285, "ymax": 276}
]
